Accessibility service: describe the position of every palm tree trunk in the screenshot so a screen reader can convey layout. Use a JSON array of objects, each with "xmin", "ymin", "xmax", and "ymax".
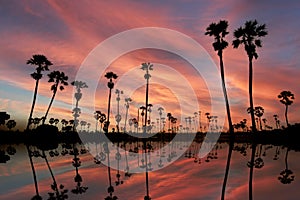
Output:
[
  {"xmin": 26, "ymin": 145, "xmax": 40, "ymax": 198},
  {"xmin": 144, "ymin": 78, "xmax": 150, "ymax": 198},
  {"xmin": 249, "ymin": 142, "xmax": 256, "ymax": 200},
  {"xmin": 107, "ymin": 87, "xmax": 112, "ymax": 133},
  {"xmin": 259, "ymin": 117, "xmax": 262, "ymax": 131},
  {"xmin": 43, "ymin": 85, "xmax": 58, "ymax": 125},
  {"xmin": 43, "ymin": 150, "xmax": 59, "ymax": 196},
  {"xmin": 219, "ymin": 53, "xmax": 235, "ymax": 200},
  {"xmin": 27, "ymin": 79, "xmax": 39, "ymax": 130},
  {"xmin": 285, "ymin": 148, "xmax": 289, "ymax": 170},
  {"xmin": 285, "ymin": 105, "xmax": 289, "ymax": 127},
  {"xmin": 248, "ymin": 57, "xmax": 256, "ymax": 132},
  {"xmin": 124, "ymin": 107, "xmax": 129, "ymax": 133}
]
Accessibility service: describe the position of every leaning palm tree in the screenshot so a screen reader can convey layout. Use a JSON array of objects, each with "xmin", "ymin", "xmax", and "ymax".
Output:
[
  {"xmin": 233, "ymin": 20, "xmax": 267, "ymax": 200},
  {"xmin": 205, "ymin": 21, "xmax": 235, "ymax": 200},
  {"xmin": 104, "ymin": 72, "xmax": 118, "ymax": 133},
  {"xmin": 205, "ymin": 20, "xmax": 234, "ymax": 135},
  {"xmin": 26, "ymin": 54, "xmax": 53, "ymax": 131},
  {"xmin": 278, "ymin": 91, "xmax": 295, "ymax": 127},
  {"xmin": 42, "ymin": 71, "xmax": 68, "ymax": 124},
  {"xmin": 233, "ymin": 20, "xmax": 267, "ymax": 133}
]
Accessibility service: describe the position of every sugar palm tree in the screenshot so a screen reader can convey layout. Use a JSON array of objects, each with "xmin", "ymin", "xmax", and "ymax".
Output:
[
  {"xmin": 94, "ymin": 111, "xmax": 102, "ymax": 132},
  {"xmin": 157, "ymin": 107, "xmax": 164, "ymax": 132},
  {"xmin": 6, "ymin": 119, "xmax": 16, "ymax": 130},
  {"xmin": 124, "ymin": 97, "xmax": 132, "ymax": 133},
  {"xmin": 205, "ymin": 20, "xmax": 234, "ymax": 134},
  {"xmin": 43, "ymin": 71, "xmax": 68, "ymax": 124},
  {"xmin": 205, "ymin": 20, "xmax": 236, "ymax": 200},
  {"xmin": 248, "ymin": 106, "xmax": 264, "ymax": 131},
  {"xmin": 104, "ymin": 72, "xmax": 118, "ymax": 133},
  {"xmin": 141, "ymin": 62, "xmax": 153, "ymax": 200},
  {"xmin": 0, "ymin": 112, "xmax": 10, "ymax": 125},
  {"xmin": 278, "ymin": 91, "xmax": 295, "ymax": 127},
  {"xmin": 233, "ymin": 21, "xmax": 267, "ymax": 200},
  {"xmin": 233, "ymin": 20, "xmax": 267, "ymax": 133},
  {"xmin": 71, "ymin": 81, "xmax": 88, "ymax": 131},
  {"xmin": 115, "ymin": 89, "xmax": 123, "ymax": 132},
  {"xmin": 278, "ymin": 148, "xmax": 295, "ymax": 184},
  {"xmin": 26, "ymin": 54, "xmax": 53, "ymax": 131}
]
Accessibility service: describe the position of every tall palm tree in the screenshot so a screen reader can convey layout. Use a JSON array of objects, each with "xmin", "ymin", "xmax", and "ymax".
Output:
[
  {"xmin": 205, "ymin": 20, "xmax": 234, "ymax": 135},
  {"xmin": 233, "ymin": 21, "xmax": 267, "ymax": 200},
  {"xmin": 104, "ymin": 72, "xmax": 118, "ymax": 133},
  {"xmin": 247, "ymin": 106, "xmax": 264, "ymax": 131},
  {"xmin": 124, "ymin": 97, "xmax": 132, "ymax": 133},
  {"xmin": 232, "ymin": 20, "xmax": 267, "ymax": 133},
  {"xmin": 278, "ymin": 91, "xmax": 295, "ymax": 127},
  {"xmin": 167, "ymin": 113, "xmax": 172, "ymax": 133},
  {"xmin": 94, "ymin": 111, "xmax": 102, "ymax": 132},
  {"xmin": 26, "ymin": 54, "xmax": 53, "ymax": 131},
  {"xmin": 43, "ymin": 71, "xmax": 68, "ymax": 124},
  {"xmin": 115, "ymin": 89, "xmax": 123, "ymax": 132},
  {"xmin": 141, "ymin": 62, "xmax": 153, "ymax": 200},
  {"xmin": 71, "ymin": 81, "xmax": 88, "ymax": 131},
  {"xmin": 157, "ymin": 107, "xmax": 164, "ymax": 132}
]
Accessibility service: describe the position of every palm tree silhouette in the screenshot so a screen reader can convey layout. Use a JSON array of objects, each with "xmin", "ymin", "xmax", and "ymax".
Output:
[
  {"xmin": 43, "ymin": 71, "xmax": 68, "ymax": 124},
  {"xmin": 273, "ymin": 114, "xmax": 280, "ymax": 129},
  {"xmin": 6, "ymin": 119, "xmax": 16, "ymax": 130},
  {"xmin": 248, "ymin": 106, "xmax": 264, "ymax": 131},
  {"xmin": 205, "ymin": 20, "xmax": 234, "ymax": 135},
  {"xmin": 167, "ymin": 113, "xmax": 172, "ymax": 133},
  {"xmin": 0, "ymin": 112, "xmax": 10, "ymax": 125},
  {"xmin": 71, "ymin": 81, "xmax": 88, "ymax": 131},
  {"xmin": 157, "ymin": 107, "xmax": 164, "ymax": 132},
  {"xmin": 124, "ymin": 97, "xmax": 132, "ymax": 133},
  {"xmin": 94, "ymin": 111, "xmax": 102, "ymax": 132},
  {"xmin": 115, "ymin": 89, "xmax": 123, "ymax": 132},
  {"xmin": 278, "ymin": 91, "xmax": 295, "ymax": 127},
  {"xmin": 233, "ymin": 21, "xmax": 267, "ymax": 200},
  {"xmin": 141, "ymin": 62, "xmax": 153, "ymax": 200},
  {"xmin": 278, "ymin": 148, "xmax": 295, "ymax": 184},
  {"xmin": 26, "ymin": 54, "xmax": 53, "ymax": 131},
  {"xmin": 104, "ymin": 72, "xmax": 118, "ymax": 133},
  {"xmin": 233, "ymin": 20, "xmax": 267, "ymax": 133}
]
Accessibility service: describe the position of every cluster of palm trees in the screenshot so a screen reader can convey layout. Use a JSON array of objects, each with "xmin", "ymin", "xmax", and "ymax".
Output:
[{"xmin": 0, "ymin": 112, "xmax": 16, "ymax": 130}]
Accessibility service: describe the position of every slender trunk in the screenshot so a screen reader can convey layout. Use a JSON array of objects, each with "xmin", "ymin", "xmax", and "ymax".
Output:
[
  {"xmin": 144, "ymin": 78, "xmax": 150, "ymax": 198},
  {"xmin": 27, "ymin": 79, "xmax": 39, "ymax": 130},
  {"xmin": 73, "ymin": 99, "xmax": 79, "ymax": 132},
  {"xmin": 26, "ymin": 145, "xmax": 40, "ymax": 197},
  {"xmin": 285, "ymin": 148, "xmax": 289, "ymax": 170},
  {"xmin": 107, "ymin": 87, "xmax": 112, "ymax": 133},
  {"xmin": 285, "ymin": 105, "xmax": 289, "ymax": 127},
  {"xmin": 249, "ymin": 142, "xmax": 256, "ymax": 200},
  {"xmin": 259, "ymin": 117, "xmax": 262, "ymax": 131},
  {"xmin": 219, "ymin": 53, "xmax": 234, "ymax": 200},
  {"xmin": 43, "ymin": 84, "xmax": 58, "ymax": 125},
  {"xmin": 95, "ymin": 119, "xmax": 98, "ymax": 132},
  {"xmin": 249, "ymin": 57, "xmax": 256, "ymax": 132},
  {"xmin": 124, "ymin": 107, "xmax": 129, "ymax": 133},
  {"xmin": 248, "ymin": 56, "xmax": 257, "ymax": 200},
  {"xmin": 43, "ymin": 151, "xmax": 59, "ymax": 196}
]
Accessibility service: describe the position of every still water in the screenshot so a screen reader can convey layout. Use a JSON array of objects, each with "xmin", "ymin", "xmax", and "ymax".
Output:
[{"xmin": 0, "ymin": 141, "xmax": 299, "ymax": 200}]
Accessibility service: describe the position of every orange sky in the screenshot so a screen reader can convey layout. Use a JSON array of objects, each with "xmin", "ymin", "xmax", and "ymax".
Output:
[{"xmin": 0, "ymin": 0, "xmax": 299, "ymax": 130}]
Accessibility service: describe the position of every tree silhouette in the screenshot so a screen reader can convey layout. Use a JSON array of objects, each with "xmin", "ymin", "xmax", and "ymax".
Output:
[
  {"xmin": 0, "ymin": 112, "xmax": 10, "ymax": 126},
  {"xmin": 233, "ymin": 20, "xmax": 267, "ymax": 133},
  {"xmin": 104, "ymin": 72, "xmax": 118, "ymax": 133},
  {"xmin": 94, "ymin": 111, "xmax": 102, "ymax": 132},
  {"xmin": 43, "ymin": 71, "xmax": 68, "ymax": 124},
  {"xmin": 278, "ymin": 148, "xmax": 295, "ymax": 184},
  {"xmin": 278, "ymin": 91, "xmax": 295, "ymax": 127},
  {"xmin": 71, "ymin": 81, "xmax": 88, "ymax": 131},
  {"xmin": 6, "ymin": 119, "xmax": 16, "ymax": 130},
  {"xmin": 26, "ymin": 54, "xmax": 53, "ymax": 131},
  {"xmin": 248, "ymin": 106, "xmax": 264, "ymax": 131},
  {"xmin": 124, "ymin": 97, "xmax": 132, "ymax": 133},
  {"xmin": 233, "ymin": 20, "xmax": 267, "ymax": 200},
  {"xmin": 115, "ymin": 89, "xmax": 123, "ymax": 132}
]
